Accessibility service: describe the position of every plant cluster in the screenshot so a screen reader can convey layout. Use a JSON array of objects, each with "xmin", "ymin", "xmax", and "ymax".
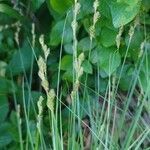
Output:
[{"xmin": 0, "ymin": 0, "xmax": 150, "ymax": 149}]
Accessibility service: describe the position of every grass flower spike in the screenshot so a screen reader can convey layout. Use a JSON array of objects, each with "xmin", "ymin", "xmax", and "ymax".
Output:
[
  {"xmin": 89, "ymin": 0, "xmax": 100, "ymax": 39},
  {"xmin": 37, "ymin": 96, "xmax": 44, "ymax": 132},
  {"xmin": 38, "ymin": 34, "xmax": 55, "ymax": 112}
]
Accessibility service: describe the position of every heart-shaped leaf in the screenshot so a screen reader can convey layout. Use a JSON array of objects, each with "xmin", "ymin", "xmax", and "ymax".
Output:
[
  {"xmin": 110, "ymin": 0, "xmax": 141, "ymax": 28},
  {"xmin": 7, "ymin": 41, "xmax": 35, "ymax": 76},
  {"xmin": 60, "ymin": 55, "xmax": 73, "ymax": 71},
  {"xmin": 50, "ymin": 20, "xmax": 73, "ymax": 46},
  {"xmin": 92, "ymin": 46, "xmax": 121, "ymax": 76},
  {"xmin": 49, "ymin": 0, "xmax": 73, "ymax": 14}
]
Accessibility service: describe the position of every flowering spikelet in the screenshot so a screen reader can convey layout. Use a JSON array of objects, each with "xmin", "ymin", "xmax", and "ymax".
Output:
[
  {"xmin": 116, "ymin": 26, "xmax": 124, "ymax": 49},
  {"xmin": 37, "ymin": 96, "xmax": 44, "ymax": 132},
  {"xmin": 38, "ymin": 56, "xmax": 49, "ymax": 93},
  {"xmin": 16, "ymin": 104, "xmax": 22, "ymax": 125},
  {"xmin": 71, "ymin": 53, "xmax": 84, "ymax": 99},
  {"xmin": 0, "ymin": 61, "xmax": 7, "ymax": 77},
  {"xmin": 128, "ymin": 25, "xmax": 135, "ymax": 39},
  {"xmin": 93, "ymin": 0, "xmax": 99, "ymax": 11},
  {"xmin": 31, "ymin": 23, "xmax": 36, "ymax": 48},
  {"xmin": 0, "ymin": 21, "xmax": 21, "ymax": 45},
  {"xmin": 15, "ymin": 21, "xmax": 21, "ymax": 45},
  {"xmin": 0, "ymin": 21, "xmax": 19, "ymax": 32},
  {"xmin": 128, "ymin": 17, "xmax": 139, "ymax": 40},
  {"xmin": 71, "ymin": 1, "xmax": 81, "ymax": 55},
  {"xmin": 74, "ymin": 2, "xmax": 81, "ymax": 16},
  {"xmin": 38, "ymin": 35, "xmax": 55, "ymax": 112},
  {"xmin": 37, "ymin": 96, "xmax": 43, "ymax": 116},
  {"xmin": 71, "ymin": 0, "xmax": 82, "ymax": 100},
  {"xmin": 39, "ymin": 35, "xmax": 50, "ymax": 60},
  {"xmin": 0, "ymin": 24, "xmax": 8, "ymax": 32},
  {"xmin": 89, "ymin": 0, "xmax": 100, "ymax": 39},
  {"xmin": 37, "ymin": 56, "xmax": 49, "ymax": 93},
  {"xmin": 139, "ymin": 41, "xmax": 145, "ymax": 58},
  {"xmin": 78, "ymin": 52, "xmax": 84, "ymax": 68},
  {"xmin": 47, "ymin": 89, "xmax": 56, "ymax": 112}
]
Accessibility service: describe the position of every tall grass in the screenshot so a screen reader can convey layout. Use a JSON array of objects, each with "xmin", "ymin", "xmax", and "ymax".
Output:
[{"xmin": 9, "ymin": 0, "xmax": 150, "ymax": 150}]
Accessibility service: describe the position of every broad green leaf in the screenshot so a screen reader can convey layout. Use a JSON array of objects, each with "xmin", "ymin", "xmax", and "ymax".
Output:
[
  {"xmin": 49, "ymin": 0, "xmax": 73, "ymax": 14},
  {"xmin": 47, "ymin": 55, "xmax": 57, "ymax": 65},
  {"xmin": 0, "ymin": 4, "xmax": 22, "ymax": 19},
  {"xmin": 125, "ymin": 29, "xmax": 144, "ymax": 62},
  {"xmin": 51, "ymin": 72, "xmax": 59, "ymax": 88},
  {"xmin": 0, "ymin": 77, "xmax": 17, "ymax": 94},
  {"xmin": 82, "ymin": 60, "xmax": 93, "ymax": 74},
  {"xmin": 142, "ymin": 0, "xmax": 150, "ymax": 12},
  {"xmin": 118, "ymin": 65, "xmax": 134, "ymax": 91},
  {"xmin": 78, "ymin": 0, "xmax": 93, "ymax": 19},
  {"xmin": 96, "ymin": 16, "xmax": 114, "ymax": 30},
  {"xmin": 78, "ymin": 37, "xmax": 96, "ymax": 51},
  {"xmin": 0, "ymin": 61, "xmax": 7, "ymax": 77},
  {"xmin": 90, "ymin": 48, "xmax": 99, "ymax": 64},
  {"xmin": 8, "ymin": 111, "xmax": 20, "ymax": 142},
  {"xmin": 17, "ymin": 90, "xmax": 43, "ymax": 106},
  {"xmin": 83, "ymin": 18, "xmax": 91, "ymax": 33},
  {"xmin": 140, "ymin": 13, "xmax": 150, "ymax": 25},
  {"xmin": 99, "ymin": 49, "xmax": 121, "ymax": 76},
  {"xmin": 0, "ymin": 123, "xmax": 12, "ymax": 148},
  {"xmin": 100, "ymin": 27, "xmax": 117, "ymax": 47},
  {"xmin": 28, "ymin": 121, "xmax": 37, "ymax": 144},
  {"xmin": 62, "ymin": 70, "xmax": 73, "ymax": 82},
  {"xmin": 60, "ymin": 55, "xmax": 73, "ymax": 71},
  {"xmin": 125, "ymin": 29, "xmax": 144, "ymax": 50},
  {"xmin": 61, "ymin": 55, "xmax": 74, "ymax": 82},
  {"xmin": 99, "ymin": 70, "xmax": 109, "ymax": 78},
  {"xmin": 0, "ymin": 95, "xmax": 9, "ymax": 123},
  {"xmin": 7, "ymin": 42, "xmax": 35, "ymax": 76},
  {"xmin": 50, "ymin": 20, "xmax": 73, "ymax": 46},
  {"xmin": 110, "ymin": 0, "xmax": 141, "ymax": 28},
  {"xmin": 32, "ymin": 0, "xmax": 45, "ymax": 11},
  {"xmin": 139, "ymin": 53, "xmax": 150, "ymax": 94},
  {"xmin": 0, "ymin": 134, "xmax": 12, "ymax": 148},
  {"xmin": 92, "ymin": 46, "xmax": 121, "ymax": 76},
  {"xmin": 64, "ymin": 43, "xmax": 73, "ymax": 54},
  {"xmin": 98, "ymin": 0, "xmax": 111, "ymax": 19},
  {"xmin": 16, "ymin": 90, "xmax": 44, "ymax": 118},
  {"xmin": 139, "ymin": 71, "xmax": 150, "ymax": 94}
]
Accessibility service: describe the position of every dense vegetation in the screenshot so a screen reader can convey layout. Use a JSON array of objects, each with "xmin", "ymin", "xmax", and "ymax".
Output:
[{"xmin": 0, "ymin": 0, "xmax": 150, "ymax": 149}]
